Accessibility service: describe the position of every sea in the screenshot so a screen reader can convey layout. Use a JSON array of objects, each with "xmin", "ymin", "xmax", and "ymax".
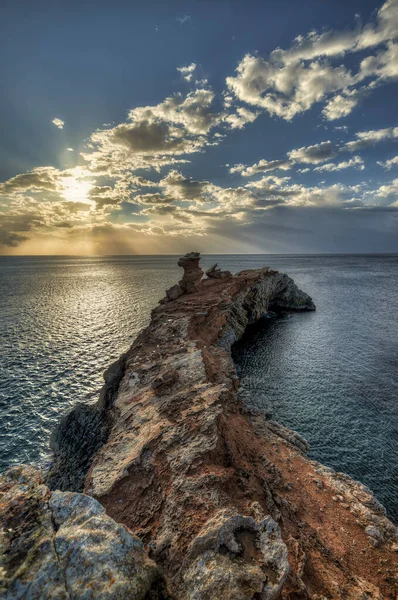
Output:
[{"xmin": 0, "ymin": 254, "xmax": 397, "ymax": 522}]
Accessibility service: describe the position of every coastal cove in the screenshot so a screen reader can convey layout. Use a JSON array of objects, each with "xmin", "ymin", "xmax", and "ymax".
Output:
[{"xmin": 1, "ymin": 254, "xmax": 397, "ymax": 522}]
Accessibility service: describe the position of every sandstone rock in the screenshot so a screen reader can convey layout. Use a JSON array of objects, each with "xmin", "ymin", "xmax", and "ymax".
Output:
[
  {"xmin": 178, "ymin": 252, "xmax": 204, "ymax": 293},
  {"xmin": 0, "ymin": 465, "xmax": 168, "ymax": 599}
]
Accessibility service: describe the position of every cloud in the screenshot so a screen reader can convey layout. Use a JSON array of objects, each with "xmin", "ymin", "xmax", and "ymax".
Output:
[
  {"xmin": 2, "ymin": 163, "xmax": 397, "ymax": 252},
  {"xmin": 227, "ymin": 53, "xmax": 356, "ymax": 120},
  {"xmin": 2, "ymin": 13, "xmax": 398, "ymax": 255},
  {"xmin": 0, "ymin": 212, "xmax": 45, "ymax": 247},
  {"xmin": 128, "ymin": 89, "xmax": 221, "ymax": 135},
  {"xmin": 130, "ymin": 176, "xmax": 158, "ymax": 187},
  {"xmin": 141, "ymin": 203, "xmax": 178, "ymax": 216},
  {"xmin": 177, "ymin": 15, "xmax": 191, "ymax": 25},
  {"xmin": 88, "ymin": 184, "xmax": 123, "ymax": 210},
  {"xmin": 344, "ymin": 126, "xmax": 398, "ymax": 151},
  {"xmin": 314, "ymin": 155, "xmax": 364, "ymax": 172},
  {"xmin": 159, "ymin": 169, "xmax": 211, "ymax": 201},
  {"xmin": 226, "ymin": 0, "xmax": 398, "ymax": 121},
  {"xmin": 377, "ymin": 155, "xmax": 398, "ymax": 169},
  {"xmin": 230, "ymin": 159, "xmax": 291, "ymax": 176},
  {"xmin": 129, "ymin": 170, "xmax": 213, "ymax": 206},
  {"xmin": 52, "ymin": 118, "xmax": 65, "ymax": 129},
  {"xmin": 83, "ymin": 88, "xmax": 223, "ymax": 175},
  {"xmin": 322, "ymin": 93, "xmax": 359, "ymax": 120},
  {"xmin": 288, "ymin": 141, "xmax": 337, "ymax": 164},
  {"xmin": 229, "ymin": 129, "xmax": 386, "ymax": 179},
  {"xmin": 0, "ymin": 166, "xmax": 99, "ymax": 211},
  {"xmin": 224, "ymin": 107, "xmax": 259, "ymax": 129},
  {"xmin": 244, "ymin": 176, "xmax": 356, "ymax": 208},
  {"xmin": 374, "ymin": 177, "xmax": 398, "ymax": 201},
  {"xmin": 134, "ymin": 193, "xmax": 171, "ymax": 205},
  {"xmin": 99, "ymin": 120, "xmax": 191, "ymax": 154},
  {"xmin": 0, "ymin": 227, "xmax": 28, "ymax": 247},
  {"xmin": 0, "ymin": 167, "xmax": 63, "ymax": 195},
  {"xmin": 177, "ymin": 63, "xmax": 197, "ymax": 82},
  {"xmin": 59, "ymin": 201, "xmax": 92, "ymax": 213}
]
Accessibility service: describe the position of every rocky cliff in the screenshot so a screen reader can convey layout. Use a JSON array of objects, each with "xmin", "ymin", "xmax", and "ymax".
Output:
[{"xmin": 1, "ymin": 254, "xmax": 397, "ymax": 599}]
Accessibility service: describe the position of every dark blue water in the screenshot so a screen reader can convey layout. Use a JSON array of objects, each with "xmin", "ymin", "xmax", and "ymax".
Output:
[{"xmin": 0, "ymin": 255, "xmax": 397, "ymax": 521}]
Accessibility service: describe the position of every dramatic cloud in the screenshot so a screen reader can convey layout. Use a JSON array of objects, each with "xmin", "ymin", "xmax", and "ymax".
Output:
[
  {"xmin": 83, "ymin": 88, "xmax": 223, "ymax": 176},
  {"xmin": 0, "ymin": 167, "xmax": 62, "ymax": 195},
  {"xmin": 1, "ymin": 1, "xmax": 398, "ymax": 253},
  {"xmin": 226, "ymin": 0, "xmax": 398, "ymax": 121},
  {"xmin": 226, "ymin": 54, "xmax": 355, "ymax": 120},
  {"xmin": 52, "ymin": 118, "xmax": 65, "ymax": 129}
]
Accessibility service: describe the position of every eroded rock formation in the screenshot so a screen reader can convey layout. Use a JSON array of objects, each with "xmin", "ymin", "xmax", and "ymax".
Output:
[
  {"xmin": 1, "ymin": 254, "xmax": 397, "ymax": 599},
  {"xmin": 165, "ymin": 251, "xmax": 204, "ymax": 301}
]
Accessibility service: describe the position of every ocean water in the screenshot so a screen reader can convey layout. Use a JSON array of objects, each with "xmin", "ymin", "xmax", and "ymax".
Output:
[{"xmin": 0, "ymin": 255, "xmax": 397, "ymax": 522}]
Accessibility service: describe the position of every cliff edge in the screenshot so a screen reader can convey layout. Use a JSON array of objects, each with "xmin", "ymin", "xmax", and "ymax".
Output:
[{"xmin": 1, "ymin": 254, "xmax": 397, "ymax": 599}]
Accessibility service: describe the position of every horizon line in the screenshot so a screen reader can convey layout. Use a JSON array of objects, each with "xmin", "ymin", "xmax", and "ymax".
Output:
[{"xmin": 1, "ymin": 252, "xmax": 398, "ymax": 258}]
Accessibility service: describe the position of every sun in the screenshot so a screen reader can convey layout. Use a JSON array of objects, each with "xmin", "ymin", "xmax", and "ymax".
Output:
[
  {"xmin": 61, "ymin": 167, "xmax": 95, "ymax": 206},
  {"xmin": 62, "ymin": 178, "xmax": 94, "ymax": 205}
]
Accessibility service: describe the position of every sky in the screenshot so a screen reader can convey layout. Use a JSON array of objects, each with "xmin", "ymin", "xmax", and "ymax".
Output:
[{"xmin": 0, "ymin": 0, "xmax": 398, "ymax": 255}]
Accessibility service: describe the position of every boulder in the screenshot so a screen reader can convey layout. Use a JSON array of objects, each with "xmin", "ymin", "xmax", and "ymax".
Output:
[
  {"xmin": 0, "ymin": 465, "xmax": 169, "ymax": 599},
  {"xmin": 165, "ymin": 283, "xmax": 184, "ymax": 301},
  {"xmin": 205, "ymin": 263, "xmax": 232, "ymax": 279},
  {"xmin": 181, "ymin": 511, "xmax": 289, "ymax": 599}
]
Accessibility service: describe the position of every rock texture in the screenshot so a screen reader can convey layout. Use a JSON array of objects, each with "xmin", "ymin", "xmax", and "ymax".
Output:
[
  {"xmin": 0, "ymin": 465, "xmax": 168, "ymax": 599},
  {"xmin": 2, "ymin": 254, "xmax": 398, "ymax": 599}
]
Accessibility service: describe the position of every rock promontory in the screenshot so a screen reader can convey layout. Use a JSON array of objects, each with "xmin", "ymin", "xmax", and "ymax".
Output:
[{"xmin": 1, "ymin": 253, "xmax": 397, "ymax": 599}]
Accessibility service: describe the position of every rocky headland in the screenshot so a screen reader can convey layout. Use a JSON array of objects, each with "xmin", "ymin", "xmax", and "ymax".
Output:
[{"xmin": 1, "ymin": 253, "xmax": 397, "ymax": 599}]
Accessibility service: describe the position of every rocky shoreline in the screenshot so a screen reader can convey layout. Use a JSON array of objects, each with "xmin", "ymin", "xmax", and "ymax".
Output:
[{"xmin": 1, "ymin": 253, "xmax": 397, "ymax": 599}]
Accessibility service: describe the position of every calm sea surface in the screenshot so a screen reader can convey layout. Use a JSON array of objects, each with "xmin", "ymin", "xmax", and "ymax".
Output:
[{"xmin": 0, "ymin": 255, "xmax": 397, "ymax": 521}]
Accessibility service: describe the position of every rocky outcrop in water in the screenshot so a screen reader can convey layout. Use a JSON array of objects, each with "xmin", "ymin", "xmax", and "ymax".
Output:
[
  {"xmin": 166, "ymin": 251, "xmax": 204, "ymax": 301},
  {"xmin": 2, "ymin": 254, "xmax": 397, "ymax": 599}
]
